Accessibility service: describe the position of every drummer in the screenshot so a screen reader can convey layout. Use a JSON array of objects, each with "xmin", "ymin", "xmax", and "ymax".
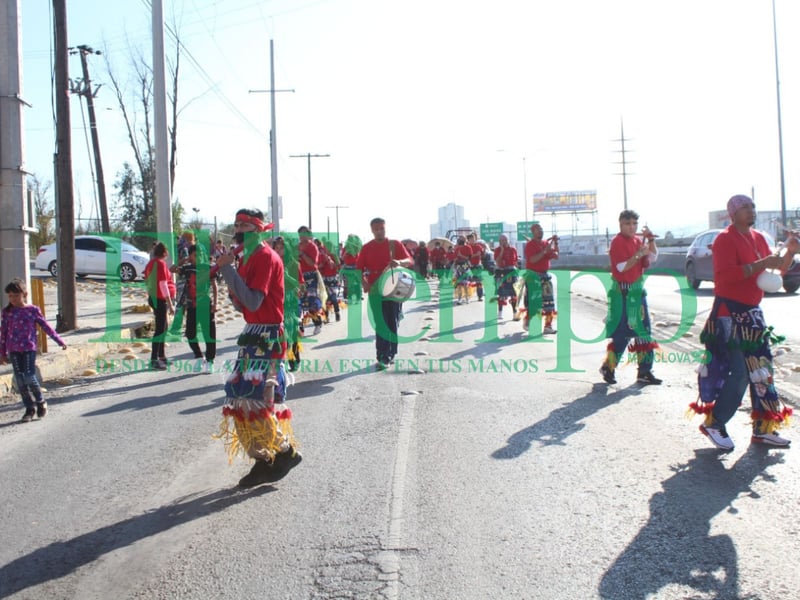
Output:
[{"xmin": 356, "ymin": 217, "xmax": 413, "ymax": 370}]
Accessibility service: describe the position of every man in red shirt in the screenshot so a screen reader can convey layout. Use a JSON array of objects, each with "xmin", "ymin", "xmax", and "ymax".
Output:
[
  {"xmin": 298, "ymin": 226, "xmax": 324, "ymax": 335},
  {"xmin": 215, "ymin": 208, "xmax": 301, "ymax": 487},
  {"xmin": 690, "ymin": 195, "xmax": 798, "ymax": 450},
  {"xmin": 429, "ymin": 242, "xmax": 447, "ymax": 276},
  {"xmin": 523, "ymin": 222, "xmax": 559, "ymax": 334},
  {"xmin": 317, "ymin": 238, "xmax": 341, "ymax": 322},
  {"xmin": 599, "ymin": 210, "xmax": 661, "ymax": 386},
  {"xmin": 356, "ymin": 217, "xmax": 413, "ymax": 370},
  {"xmin": 493, "ymin": 234, "xmax": 519, "ymax": 320},
  {"xmin": 466, "ymin": 232, "xmax": 485, "ymax": 301}
]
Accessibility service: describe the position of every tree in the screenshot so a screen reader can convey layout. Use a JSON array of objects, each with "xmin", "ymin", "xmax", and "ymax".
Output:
[
  {"xmin": 104, "ymin": 30, "xmax": 185, "ymax": 242},
  {"xmin": 27, "ymin": 174, "xmax": 55, "ymax": 252}
]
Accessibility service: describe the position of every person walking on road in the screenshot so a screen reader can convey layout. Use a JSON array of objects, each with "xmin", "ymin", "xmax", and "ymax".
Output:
[
  {"xmin": 690, "ymin": 195, "xmax": 798, "ymax": 450},
  {"xmin": 215, "ymin": 208, "xmax": 301, "ymax": 487},
  {"xmin": 0, "ymin": 278, "xmax": 67, "ymax": 422},
  {"xmin": 143, "ymin": 243, "xmax": 176, "ymax": 371},
  {"xmin": 523, "ymin": 222, "xmax": 559, "ymax": 334},
  {"xmin": 356, "ymin": 217, "xmax": 413, "ymax": 370},
  {"xmin": 493, "ymin": 234, "xmax": 519, "ymax": 321},
  {"xmin": 599, "ymin": 210, "xmax": 662, "ymax": 386},
  {"xmin": 177, "ymin": 244, "xmax": 218, "ymax": 373}
]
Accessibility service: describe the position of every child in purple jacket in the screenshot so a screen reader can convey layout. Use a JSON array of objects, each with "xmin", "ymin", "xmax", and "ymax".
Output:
[{"xmin": 0, "ymin": 278, "xmax": 67, "ymax": 422}]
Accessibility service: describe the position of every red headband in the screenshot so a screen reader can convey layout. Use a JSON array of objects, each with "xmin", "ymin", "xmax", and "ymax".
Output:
[{"xmin": 235, "ymin": 214, "xmax": 274, "ymax": 232}]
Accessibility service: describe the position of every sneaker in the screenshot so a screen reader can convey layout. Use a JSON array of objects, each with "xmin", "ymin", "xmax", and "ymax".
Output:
[
  {"xmin": 543, "ymin": 326, "xmax": 557, "ymax": 335},
  {"xmin": 600, "ymin": 365, "xmax": 617, "ymax": 384},
  {"xmin": 497, "ymin": 311, "xmax": 504, "ymax": 321},
  {"xmin": 335, "ymin": 312, "xmax": 341, "ymax": 322},
  {"xmin": 637, "ymin": 372, "xmax": 662, "ymax": 386},
  {"xmin": 522, "ymin": 319, "xmax": 529, "ymax": 332},
  {"xmin": 478, "ymin": 297, "xmax": 484, "ymax": 302},
  {"xmin": 204, "ymin": 361, "xmax": 214, "ymax": 375},
  {"xmin": 751, "ymin": 432, "xmax": 791, "ymax": 447},
  {"xmin": 238, "ymin": 460, "xmax": 274, "ymax": 487},
  {"xmin": 699, "ymin": 424, "xmax": 735, "ymax": 451},
  {"xmin": 20, "ymin": 409, "xmax": 35, "ymax": 423},
  {"xmin": 375, "ymin": 361, "xmax": 389, "ymax": 371},
  {"xmin": 264, "ymin": 447, "xmax": 303, "ymax": 482},
  {"xmin": 313, "ymin": 324, "xmax": 323, "ymax": 336},
  {"xmin": 36, "ymin": 402, "xmax": 48, "ymax": 418},
  {"xmin": 151, "ymin": 359, "xmax": 167, "ymax": 371}
]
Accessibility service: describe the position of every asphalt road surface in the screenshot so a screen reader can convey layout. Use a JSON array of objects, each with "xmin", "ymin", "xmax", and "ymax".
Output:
[{"xmin": 1, "ymin": 276, "xmax": 799, "ymax": 599}]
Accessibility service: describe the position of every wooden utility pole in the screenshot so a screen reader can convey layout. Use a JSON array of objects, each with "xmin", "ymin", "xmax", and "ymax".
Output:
[
  {"xmin": 72, "ymin": 45, "xmax": 109, "ymax": 233},
  {"xmin": 290, "ymin": 152, "xmax": 330, "ymax": 230},
  {"xmin": 53, "ymin": 0, "xmax": 77, "ymax": 331}
]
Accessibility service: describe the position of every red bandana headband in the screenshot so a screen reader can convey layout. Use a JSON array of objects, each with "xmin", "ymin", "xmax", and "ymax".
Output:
[{"xmin": 235, "ymin": 213, "xmax": 274, "ymax": 232}]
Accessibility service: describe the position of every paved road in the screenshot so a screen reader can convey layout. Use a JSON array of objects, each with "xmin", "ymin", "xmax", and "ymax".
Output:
[{"xmin": 1, "ymin": 278, "xmax": 799, "ymax": 599}]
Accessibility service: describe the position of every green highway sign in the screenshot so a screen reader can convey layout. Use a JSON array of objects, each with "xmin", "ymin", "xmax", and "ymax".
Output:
[
  {"xmin": 479, "ymin": 222, "xmax": 504, "ymax": 243},
  {"xmin": 516, "ymin": 221, "xmax": 537, "ymax": 240}
]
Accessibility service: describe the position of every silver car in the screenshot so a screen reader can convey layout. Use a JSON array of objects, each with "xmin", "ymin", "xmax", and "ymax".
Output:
[
  {"xmin": 34, "ymin": 235, "xmax": 150, "ymax": 282},
  {"xmin": 685, "ymin": 228, "xmax": 776, "ymax": 289}
]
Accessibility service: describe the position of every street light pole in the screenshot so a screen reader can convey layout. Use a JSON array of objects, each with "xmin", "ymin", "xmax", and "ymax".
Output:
[
  {"xmin": 290, "ymin": 152, "xmax": 330, "ymax": 230},
  {"xmin": 771, "ymin": 0, "xmax": 787, "ymax": 226},
  {"xmin": 325, "ymin": 204, "xmax": 349, "ymax": 242}
]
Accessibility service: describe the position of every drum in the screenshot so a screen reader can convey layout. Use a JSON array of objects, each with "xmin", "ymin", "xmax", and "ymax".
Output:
[{"xmin": 381, "ymin": 267, "xmax": 416, "ymax": 301}]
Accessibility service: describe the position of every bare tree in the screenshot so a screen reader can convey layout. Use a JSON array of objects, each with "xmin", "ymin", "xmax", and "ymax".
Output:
[{"xmin": 27, "ymin": 174, "xmax": 55, "ymax": 252}]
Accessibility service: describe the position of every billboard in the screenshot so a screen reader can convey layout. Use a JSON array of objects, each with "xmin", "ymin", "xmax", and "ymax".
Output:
[{"xmin": 533, "ymin": 190, "xmax": 597, "ymax": 213}]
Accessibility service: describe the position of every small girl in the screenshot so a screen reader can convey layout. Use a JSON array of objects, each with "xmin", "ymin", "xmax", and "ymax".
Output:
[{"xmin": 0, "ymin": 278, "xmax": 67, "ymax": 422}]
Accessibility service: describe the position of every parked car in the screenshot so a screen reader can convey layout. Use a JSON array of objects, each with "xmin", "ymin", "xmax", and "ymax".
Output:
[
  {"xmin": 685, "ymin": 228, "xmax": 799, "ymax": 293},
  {"xmin": 34, "ymin": 235, "xmax": 150, "ymax": 282}
]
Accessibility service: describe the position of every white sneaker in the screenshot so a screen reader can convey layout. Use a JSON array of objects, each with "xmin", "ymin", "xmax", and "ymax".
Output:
[
  {"xmin": 699, "ymin": 424, "xmax": 735, "ymax": 451},
  {"xmin": 204, "ymin": 361, "xmax": 213, "ymax": 374},
  {"xmin": 543, "ymin": 326, "xmax": 557, "ymax": 335},
  {"xmin": 751, "ymin": 432, "xmax": 791, "ymax": 447},
  {"xmin": 313, "ymin": 324, "xmax": 323, "ymax": 336},
  {"xmin": 497, "ymin": 312, "xmax": 504, "ymax": 321},
  {"xmin": 522, "ymin": 319, "xmax": 529, "ymax": 332}
]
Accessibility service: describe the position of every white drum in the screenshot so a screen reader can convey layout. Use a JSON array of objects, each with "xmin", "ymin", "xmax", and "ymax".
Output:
[
  {"xmin": 757, "ymin": 270, "xmax": 783, "ymax": 293},
  {"xmin": 381, "ymin": 267, "xmax": 416, "ymax": 301}
]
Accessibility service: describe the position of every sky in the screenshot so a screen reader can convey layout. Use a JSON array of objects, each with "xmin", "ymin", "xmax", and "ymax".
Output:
[{"xmin": 18, "ymin": 0, "xmax": 800, "ymax": 244}]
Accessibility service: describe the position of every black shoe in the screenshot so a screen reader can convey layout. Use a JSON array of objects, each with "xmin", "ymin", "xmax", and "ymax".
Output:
[
  {"xmin": 151, "ymin": 359, "xmax": 167, "ymax": 371},
  {"xmin": 335, "ymin": 312, "xmax": 341, "ymax": 322},
  {"xmin": 238, "ymin": 460, "xmax": 274, "ymax": 487},
  {"xmin": 20, "ymin": 409, "xmax": 35, "ymax": 423},
  {"xmin": 36, "ymin": 402, "xmax": 48, "ymax": 418},
  {"xmin": 375, "ymin": 361, "xmax": 389, "ymax": 371},
  {"xmin": 600, "ymin": 365, "xmax": 617, "ymax": 384},
  {"xmin": 264, "ymin": 448, "xmax": 303, "ymax": 482},
  {"xmin": 637, "ymin": 372, "xmax": 662, "ymax": 386}
]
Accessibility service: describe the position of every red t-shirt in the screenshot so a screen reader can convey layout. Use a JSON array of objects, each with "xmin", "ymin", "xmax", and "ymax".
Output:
[
  {"xmin": 713, "ymin": 226, "xmax": 771, "ymax": 306},
  {"xmin": 318, "ymin": 247, "xmax": 338, "ymax": 277},
  {"xmin": 609, "ymin": 233, "xmax": 650, "ymax": 284},
  {"xmin": 453, "ymin": 244, "xmax": 471, "ymax": 262},
  {"xmin": 525, "ymin": 239, "xmax": 555, "ymax": 272},
  {"xmin": 342, "ymin": 252, "xmax": 358, "ymax": 267},
  {"xmin": 356, "ymin": 239, "xmax": 412, "ymax": 288},
  {"xmin": 143, "ymin": 257, "xmax": 176, "ymax": 300},
  {"xmin": 494, "ymin": 245, "xmax": 518, "ymax": 269},
  {"xmin": 430, "ymin": 247, "xmax": 446, "ymax": 267},
  {"xmin": 469, "ymin": 243, "xmax": 483, "ymax": 266},
  {"xmin": 298, "ymin": 239, "xmax": 319, "ymax": 273},
  {"xmin": 236, "ymin": 243, "xmax": 284, "ymax": 324}
]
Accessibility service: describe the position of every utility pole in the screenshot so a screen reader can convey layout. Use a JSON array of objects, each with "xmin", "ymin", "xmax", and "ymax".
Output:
[
  {"xmin": 0, "ymin": 0, "xmax": 31, "ymax": 293},
  {"xmin": 325, "ymin": 204, "xmax": 349, "ymax": 242},
  {"xmin": 152, "ymin": 0, "xmax": 173, "ymax": 255},
  {"xmin": 612, "ymin": 118, "xmax": 634, "ymax": 211},
  {"xmin": 771, "ymin": 0, "xmax": 787, "ymax": 226},
  {"xmin": 53, "ymin": 0, "xmax": 77, "ymax": 331},
  {"xmin": 70, "ymin": 45, "xmax": 109, "ymax": 233},
  {"xmin": 249, "ymin": 40, "xmax": 294, "ymax": 233},
  {"xmin": 290, "ymin": 153, "xmax": 330, "ymax": 230}
]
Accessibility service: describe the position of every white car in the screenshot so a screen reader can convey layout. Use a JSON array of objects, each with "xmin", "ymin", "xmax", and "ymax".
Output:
[{"xmin": 34, "ymin": 235, "xmax": 150, "ymax": 282}]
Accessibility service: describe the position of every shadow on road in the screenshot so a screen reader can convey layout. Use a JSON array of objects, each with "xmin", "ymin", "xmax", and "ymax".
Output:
[
  {"xmin": 0, "ymin": 486, "xmax": 274, "ymax": 597},
  {"xmin": 490, "ymin": 382, "xmax": 642, "ymax": 459},
  {"xmin": 599, "ymin": 448, "xmax": 784, "ymax": 600}
]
